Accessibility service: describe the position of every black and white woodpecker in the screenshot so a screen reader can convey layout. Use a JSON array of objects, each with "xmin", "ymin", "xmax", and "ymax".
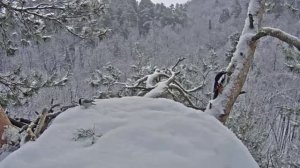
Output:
[{"xmin": 213, "ymin": 71, "xmax": 227, "ymax": 99}]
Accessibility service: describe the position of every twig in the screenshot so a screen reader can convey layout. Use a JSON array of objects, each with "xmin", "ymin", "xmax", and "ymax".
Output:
[
  {"xmin": 169, "ymin": 84, "xmax": 203, "ymax": 110},
  {"xmin": 49, "ymin": 103, "xmax": 60, "ymax": 113},
  {"xmin": 171, "ymin": 57, "xmax": 186, "ymax": 71}
]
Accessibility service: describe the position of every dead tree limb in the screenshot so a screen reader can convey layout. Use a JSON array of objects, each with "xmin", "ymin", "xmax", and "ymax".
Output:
[
  {"xmin": 8, "ymin": 117, "xmax": 27, "ymax": 128},
  {"xmin": 26, "ymin": 122, "xmax": 37, "ymax": 141},
  {"xmin": 34, "ymin": 108, "xmax": 49, "ymax": 137}
]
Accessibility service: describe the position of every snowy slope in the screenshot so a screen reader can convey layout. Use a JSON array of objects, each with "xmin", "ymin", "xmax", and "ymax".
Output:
[{"xmin": 0, "ymin": 97, "xmax": 258, "ymax": 168}]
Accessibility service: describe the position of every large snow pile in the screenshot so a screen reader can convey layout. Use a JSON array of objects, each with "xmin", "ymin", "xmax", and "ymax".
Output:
[{"xmin": 0, "ymin": 97, "xmax": 258, "ymax": 168}]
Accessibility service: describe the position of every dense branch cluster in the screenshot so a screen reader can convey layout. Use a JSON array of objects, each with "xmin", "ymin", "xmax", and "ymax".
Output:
[
  {"xmin": 284, "ymin": 1, "xmax": 300, "ymax": 16},
  {"xmin": 124, "ymin": 58, "xmax": 207, "ymax": 110},
  {"xmin": 0, "ymin": 0, "xmax": 107, "ymax": 56},
  {"xmin": 0, "ymin": 66, "xmax": 71, "ymax": 107},
  {"xmin": 282, "ymin": 46, "xmax": 300, "ymax": 72},
  {"xmin": 6, "ymin": 100, "xmax": 77, "ymax": 146}
]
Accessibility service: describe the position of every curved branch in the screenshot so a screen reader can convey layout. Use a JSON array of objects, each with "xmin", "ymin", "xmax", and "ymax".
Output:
[
  {"xmin": 159, "ymin": 73, "xmax": 205, "ymax": 93},
  {"xmin": 252, "ymin": 27, "xmax": 300, "ymax": 50},
  {"xmin": 186, "ymin": 84, "xmax": 205, "ymax": 93}
]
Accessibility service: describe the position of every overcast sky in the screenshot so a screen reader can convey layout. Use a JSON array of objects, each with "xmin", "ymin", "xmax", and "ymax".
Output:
[{"xmin": 138, "ymin": 0, "xmax": 190, "ymax": 6}]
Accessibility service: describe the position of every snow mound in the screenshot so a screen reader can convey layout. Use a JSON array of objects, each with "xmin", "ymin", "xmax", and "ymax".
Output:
[{"xmin": 0, "ymin": 97, "xmax": 258, "ymax": 168}]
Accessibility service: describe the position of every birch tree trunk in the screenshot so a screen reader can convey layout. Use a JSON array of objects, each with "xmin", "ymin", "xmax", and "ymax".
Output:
[{"xmin": 205, "ymin": 0, "xmax": 300, "ymax": 123}]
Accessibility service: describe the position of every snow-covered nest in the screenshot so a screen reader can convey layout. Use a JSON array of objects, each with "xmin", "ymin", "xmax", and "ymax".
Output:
[{"xmin": 0, "ymin": 97, "xmax": 258, "ymax": 168}]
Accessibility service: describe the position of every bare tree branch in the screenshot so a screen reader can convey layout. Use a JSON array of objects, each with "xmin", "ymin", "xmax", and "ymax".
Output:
[
  {"xmin": 252, "ymin": 27, "xmax": 300, "ymax": 50},
  {"xmin": 171, "ymin": 57, "xmax": 186, "ymax": 71},
  {"xmin": 169, "ymin": 84, "xmax": 203, "ymax": 110}
]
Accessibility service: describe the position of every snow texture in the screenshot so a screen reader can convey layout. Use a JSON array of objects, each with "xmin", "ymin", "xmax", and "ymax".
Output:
[{"xmin": 0, "ymin": 97, "xmax": 258, "ymax": 168}]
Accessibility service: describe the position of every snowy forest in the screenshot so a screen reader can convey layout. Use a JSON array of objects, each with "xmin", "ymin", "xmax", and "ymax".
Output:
[{"xmin": 0, "ymin": 0, "xmax": 300, "ymax": 167}]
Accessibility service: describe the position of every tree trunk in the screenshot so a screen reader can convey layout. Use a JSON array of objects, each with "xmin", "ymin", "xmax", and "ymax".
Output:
[
  {"xmin": 205, "ymin": 0, "xmax": 300, "ymax": 123},
  {"xmin": 0, "ymin": 106, "xmax": 12, "ymax": 147},
  {"xmin": 205, "ymin": 0, "xmax": 265, "ymax": 122}
]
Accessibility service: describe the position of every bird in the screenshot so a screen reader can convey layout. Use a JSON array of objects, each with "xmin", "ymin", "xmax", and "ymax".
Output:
[
  {"xmin": 213, "ymin": 71, "xmax": 227, "ymax": 99},
  {"xmin": 78, "ymin": 98, "xmax": 96, "ymax": 108}
]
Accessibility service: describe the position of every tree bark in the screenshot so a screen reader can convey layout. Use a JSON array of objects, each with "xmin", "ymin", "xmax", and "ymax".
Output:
[
  {"xmin": 205, "ymin": 0, "xmax": 300, "ymax": 123},
  {"xmin": 205, "ymin": 0, "xmax": 266, "ymax": 123}
]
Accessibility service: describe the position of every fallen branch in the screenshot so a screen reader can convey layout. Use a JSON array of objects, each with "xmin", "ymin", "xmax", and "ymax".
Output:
[
  {"xmin": 26, "ymin": 122, "xmax": 37, "ymax": 141},
  {"xmin": 34, "ymin": 108, "xmax": 49, "ymax": 137},
  {"xmin": 8, "ymin": 117, "xmax": 27, "ymax": 128}
]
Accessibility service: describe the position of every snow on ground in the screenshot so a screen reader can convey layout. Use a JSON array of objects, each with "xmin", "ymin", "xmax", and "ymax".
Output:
[{"xmin": 0, "ymin": 97, "xmax": 258, "ymax": 168}]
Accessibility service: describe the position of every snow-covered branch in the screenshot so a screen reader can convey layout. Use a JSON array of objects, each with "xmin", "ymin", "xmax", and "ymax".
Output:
[
  {"xmin": 126, "ymin": 59, "xmax": 206, "ymax": 110},
  {"xmin": 252, "ymin": 27, "xmax": 300, "ymax": 51},
  {"xmin": 0, "ymin": 69, "xmax": 71, "ymax": 106},
  {"xmin": 0, "ymin": 0, "xmax": 107, "ymax": 56},
  {"xmin": 144, "ymin": 69, "xmax": 179, "ymax": 98}
]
